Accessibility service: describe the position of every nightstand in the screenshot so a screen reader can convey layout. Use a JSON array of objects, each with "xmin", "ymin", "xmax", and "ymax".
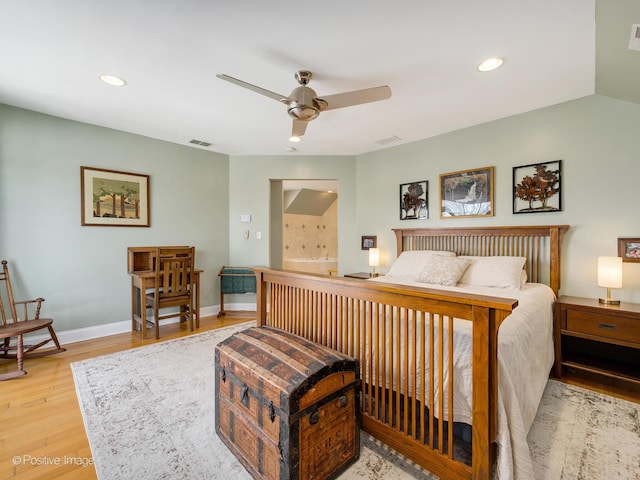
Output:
[
  {"xmin": 343, "ymin": 272, "xmax": 377, "ymax": 279},
  {"xmin": 554, "ymin": 296, "xmax": 640, "ymax": 385}
]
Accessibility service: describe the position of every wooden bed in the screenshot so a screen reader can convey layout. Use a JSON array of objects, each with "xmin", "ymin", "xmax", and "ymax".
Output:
[{"xmin": 254, "ymin": 225, "xmax": 569, "ymax": 480}]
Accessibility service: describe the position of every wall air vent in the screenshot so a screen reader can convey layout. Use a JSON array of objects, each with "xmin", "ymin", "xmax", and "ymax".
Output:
[
  {"xmin": 629, "ymin": 24, "xmax": 640, "ymax": 51},
  {"xmin": 188, "ymin": 139, "xmax": 213, "ymax": 147}
]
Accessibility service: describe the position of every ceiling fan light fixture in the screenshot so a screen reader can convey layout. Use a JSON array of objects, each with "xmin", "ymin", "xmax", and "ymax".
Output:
[
  {"xmin": 287, "ymin": 105, "xmax": 319, "ymax": 121},
  {"xmin": 477, "ymin": 57, "xmax": 504, "ymax": 72},
  {"xmin": 99, "ymin": 73, "xmax": 127, "ymax": 87}
]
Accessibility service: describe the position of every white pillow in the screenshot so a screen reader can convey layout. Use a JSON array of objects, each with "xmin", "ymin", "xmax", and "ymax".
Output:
[
  {"xmin": 520, "ymin": 269, "xmax": 528, "ymax": 287},
  {"xmin": 457, "ymin": 256, "xmax": 527, "ymax": 290},
  {"xmin": 387, "ymin": 250, "xmax": 456, "ymax": 279},
  {"xmin": 416, "ymin": 256, "xmax": 471, "ymax": 286}
]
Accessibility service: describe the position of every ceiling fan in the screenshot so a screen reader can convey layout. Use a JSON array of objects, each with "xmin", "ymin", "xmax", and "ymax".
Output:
[{"xmin": 216, "ymin": 70, "xmax": 392, "ymax": 140}]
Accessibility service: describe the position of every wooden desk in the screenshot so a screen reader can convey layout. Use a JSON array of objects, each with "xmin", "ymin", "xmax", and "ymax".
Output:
[{"xmin": 127, "ymin": 246, "xmax": 202, "ymax": 339}]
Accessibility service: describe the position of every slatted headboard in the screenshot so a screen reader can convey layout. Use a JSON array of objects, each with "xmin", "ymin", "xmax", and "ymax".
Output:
[{"xmin": 392, "ymin": 225, "xmax": 569, "ymax": 296}]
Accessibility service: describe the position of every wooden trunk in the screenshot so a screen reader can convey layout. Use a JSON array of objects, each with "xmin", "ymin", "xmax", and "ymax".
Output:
[{"xmin": 215, "ymin": 326, "xmax": 360, "ymax": 480}]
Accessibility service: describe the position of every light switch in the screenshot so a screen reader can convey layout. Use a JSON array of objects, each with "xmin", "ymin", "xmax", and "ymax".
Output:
[{"xmin": 256, "ymin": 231, "xmax": 262, "ymax": 240}]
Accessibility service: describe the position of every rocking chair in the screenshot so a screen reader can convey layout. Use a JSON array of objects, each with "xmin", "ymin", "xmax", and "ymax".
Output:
[{"xmin": 0, "ymin": 260, "xmax": 66, "ymax": 380}]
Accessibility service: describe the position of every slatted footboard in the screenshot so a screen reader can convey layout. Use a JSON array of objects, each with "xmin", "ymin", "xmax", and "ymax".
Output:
[{"xmin": 254, "ymin": 268, "xmax": 516, "ymax": 480}]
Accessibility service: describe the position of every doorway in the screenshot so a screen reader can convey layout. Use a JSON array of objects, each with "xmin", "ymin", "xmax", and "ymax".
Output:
[{"xmin": 270, "ymin": 179, "xmax": 338, "ymax": 275}]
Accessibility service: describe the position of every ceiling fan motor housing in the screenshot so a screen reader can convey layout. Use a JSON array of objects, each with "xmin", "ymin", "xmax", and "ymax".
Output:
[{"xmin": 287, "ymin": 86, "xmax": 326, "ymax": 121}]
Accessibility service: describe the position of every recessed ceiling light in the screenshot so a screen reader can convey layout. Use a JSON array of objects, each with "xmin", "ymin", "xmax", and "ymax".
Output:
[
  {"xmin": 99, "ymin": 73, "xmax": 127, "ymax": 87},
  {"xmin": 289, "ymin": 136, "xmax": 302, "ymax": 143},
  {"xmin": 477, "ymin": 57, "xmax": 504, "ymax": 72}
]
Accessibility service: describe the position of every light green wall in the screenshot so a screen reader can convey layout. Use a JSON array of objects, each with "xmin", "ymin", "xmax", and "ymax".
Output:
[
  {"xmin": 3, "ymin": 93, "xmax": 639, "ymax": 335},
  {"xmin": 357, "ymin": 94, "xmax": 640, "ymax": 302},
  {"xmin": 0, "ymin": 104, "xmax": 230, "ymax": 331}
]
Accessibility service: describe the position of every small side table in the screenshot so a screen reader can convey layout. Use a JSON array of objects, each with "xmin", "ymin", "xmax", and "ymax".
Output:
[
  {"xmin": 554, "ymin": 295, "xmax": 640, "ymax": 385},
  {"xmin": 344, "ymin": 272, "xmax": 377, "ymax": 279}
]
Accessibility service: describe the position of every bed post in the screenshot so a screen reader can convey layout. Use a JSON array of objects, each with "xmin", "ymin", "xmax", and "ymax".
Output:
[
  {"xmin": 549, "ymin": 226, "xmax": 569, "ymax": 297},
  {"xmin": 394, "ymin": 228, "xmax": 404, "ymax": 257},
  {"xmin": 471, "ymin": 304, "xmax": 501, "ymax": 480},
  {"xmin": 254, "ymin": 269, "xmax": 267, "ymax": 326}
]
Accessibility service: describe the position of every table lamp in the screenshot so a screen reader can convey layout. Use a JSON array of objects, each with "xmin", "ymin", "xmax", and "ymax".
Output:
[
  {"xmin": 368, "ymin": 248, "xmax": 380, "ymax": 278},
  {"xmin": 597, "ymin": 256, "xmax": 622, "ymax": 305}
]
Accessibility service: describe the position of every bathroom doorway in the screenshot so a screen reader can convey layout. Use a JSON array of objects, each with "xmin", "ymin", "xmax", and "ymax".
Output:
[{"xmin": 270, "ymin": 179, "xmax": 338, "ymax": 275}]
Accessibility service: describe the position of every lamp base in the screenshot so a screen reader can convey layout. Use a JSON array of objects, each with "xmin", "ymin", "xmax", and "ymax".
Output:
[{"xmin": 598, "ymin": 297, "xmax": 620, "ymax": 305}]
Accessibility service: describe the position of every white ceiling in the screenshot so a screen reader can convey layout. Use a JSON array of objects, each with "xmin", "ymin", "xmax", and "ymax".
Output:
[{"xmin": 0, "ymin": 0, "xmax": 596, "ymax": 156}]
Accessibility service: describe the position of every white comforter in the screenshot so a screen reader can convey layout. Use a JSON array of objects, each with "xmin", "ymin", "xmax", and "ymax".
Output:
[{"xmin": 370, "ymin": 275, "xmax": 556, "ymax": 480}]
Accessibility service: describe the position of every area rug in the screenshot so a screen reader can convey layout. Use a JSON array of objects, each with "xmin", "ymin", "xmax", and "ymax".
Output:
[
  {"xmin": 71, "ymin": 322, "xmax": 434, "ymax": 480},
  {"xmin": 72, "ymin": 323, "xmax": 640, "ymax": 479},
  {"xmin": 527, "ymin": 380, "xmax": 640, "ymax": 479}
]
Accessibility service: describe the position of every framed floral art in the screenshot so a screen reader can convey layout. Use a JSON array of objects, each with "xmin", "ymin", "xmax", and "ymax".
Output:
[{"xmin": 513, "ymin": 160, "xmax": 562, "ymax": 214}]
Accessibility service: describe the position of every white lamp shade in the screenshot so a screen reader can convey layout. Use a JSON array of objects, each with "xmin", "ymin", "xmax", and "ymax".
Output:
[
  {"xmin": 597, "ymin": 256, "xmax": 622, "ymax": 288},
  {"xmin": 368, "ymin": 248, "xmax": 380, "ymax": 267}
]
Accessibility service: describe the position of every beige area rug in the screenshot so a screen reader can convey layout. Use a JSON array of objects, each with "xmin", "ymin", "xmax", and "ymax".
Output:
[
  {"xmin": 527, "ymin": 379, "xmax": 640, "ymax": 479},
  {"xmin": 71, "ymin": 323, "xmax": 640, "ymax": 479}
]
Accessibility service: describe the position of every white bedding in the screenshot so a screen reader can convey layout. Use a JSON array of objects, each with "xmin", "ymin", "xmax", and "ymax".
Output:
[{"xmin": 369, "ymin": 275, "xmax": 556, "ymax": 480}]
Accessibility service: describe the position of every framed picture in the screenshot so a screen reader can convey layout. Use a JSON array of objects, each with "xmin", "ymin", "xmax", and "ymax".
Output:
[
  {"xmin": 618, "ymin": 237, "xmax": 640, "ymax": 263},
  {"xmin": 361, "ymin": 235, "xmax": 377, "ymax": 250},
  {"xmin": 513, "ymin": 160, "xmax": 562, "ymax": 214},
  {"xmin": 81, "ymin": 166, "xmax": 150, "ymax": 227},
  {"xmin": 400, "ymin": 181, "xmax": 428, "ymax": 220},
  {"xmin": 440, "ymin": 166, "xmax": 494, "ymax": 218}
]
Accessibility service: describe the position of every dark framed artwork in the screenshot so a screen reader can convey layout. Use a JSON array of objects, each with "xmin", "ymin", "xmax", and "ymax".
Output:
[
  {"xmin": 618, "ymin": 237, "xmax": 640, "ymax": 263},
  {"xmin": 361, "ymin": 235, "xmax": 377, "ymax": 250},
  {"xmin": 513, "ymin": 160, "xmax": 562, "ymax": 214},
  {"xmin": 400, "ymin": 181, "xmax": 428, "ymax": 220},
  {"xmin": 81, "ymin": 166, "xmax": 150, "ymax": 227},
  {"xmin": 440, "ymin": 166, "xmax": 494, "ymax": 218}
]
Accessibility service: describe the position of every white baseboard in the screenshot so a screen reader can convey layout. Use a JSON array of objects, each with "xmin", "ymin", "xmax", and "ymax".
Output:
[{"xmin": 25, "ymin": 302, "xmax": 257, "ymax": 346}]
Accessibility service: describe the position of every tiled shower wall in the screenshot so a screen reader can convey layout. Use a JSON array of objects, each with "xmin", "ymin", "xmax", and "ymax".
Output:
[{"xmin": 283, "ymin": 199, "xmax": 338, "ymax": 259}]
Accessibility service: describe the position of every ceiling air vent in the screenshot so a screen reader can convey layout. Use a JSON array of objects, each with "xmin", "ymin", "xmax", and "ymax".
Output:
[
  {"xmin": 374, "ymin": 135, "xmax": 402, "ymax": 146},
  {"xmin": 188, "ymin": 139, "xmax": 212, "ymax": 147},
  {"xmin": 629, "ymin": 24, "xmax": 640, "ymax": 51}
]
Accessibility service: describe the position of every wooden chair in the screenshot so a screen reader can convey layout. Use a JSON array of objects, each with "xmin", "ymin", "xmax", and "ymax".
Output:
[
  {"xmin": 144, "ymin": 247, "xmax": 196, "ymax": 339},
  {"xmin": 0, "ymin": 260, "xmax": 66, "ymax": 380}
]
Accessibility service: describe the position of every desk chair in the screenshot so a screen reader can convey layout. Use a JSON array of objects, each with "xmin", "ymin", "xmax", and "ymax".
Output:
[
  {"xmin": 144, "ymin": 247, "xmax": 196, "ymax": 339},
  {"xmin": 0, "ymin": 260, "xmax": 66, "ymax": 380}
]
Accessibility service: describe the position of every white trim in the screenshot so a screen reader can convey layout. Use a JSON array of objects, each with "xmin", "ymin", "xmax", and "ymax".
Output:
[{"xmin": 24, "ymin": 303, "xmax": 257, "ymax": 345}]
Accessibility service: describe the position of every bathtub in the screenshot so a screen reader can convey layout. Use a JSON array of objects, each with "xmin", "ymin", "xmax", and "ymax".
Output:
[{"xmin": 283, "ymin": 257, "xmax": 338, "ymax": 275}]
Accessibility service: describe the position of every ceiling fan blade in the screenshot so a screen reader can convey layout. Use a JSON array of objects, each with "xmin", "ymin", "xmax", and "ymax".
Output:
[
  {"xmin": 216, "ymin": 74, "xmax": 292, "ymax": 104},
  {"xmin": 292, "ymin": 119, "xmax": 308, "ymax": 138},
  {"xmin": 318, "ymin": 85, "xmax": 391, "ymax": 111}
]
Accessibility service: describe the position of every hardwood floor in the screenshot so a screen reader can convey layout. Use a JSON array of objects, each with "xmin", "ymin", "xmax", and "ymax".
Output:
[
  {"xmin": 0, "ymin": 313, "xmax": 254, "ymax": 480},
  {"xmin": 554, "ymin": 369, "xmax": 640, "ymax": 404},
  {"xmin": 2, "ymin": 313, "xmax": 637, "ymax": 480}
]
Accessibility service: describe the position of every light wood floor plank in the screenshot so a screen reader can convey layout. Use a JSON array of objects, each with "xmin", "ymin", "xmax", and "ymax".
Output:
[{"xmin": 0, "ymin": 314, "xmax": 253, "ymax": 480}]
